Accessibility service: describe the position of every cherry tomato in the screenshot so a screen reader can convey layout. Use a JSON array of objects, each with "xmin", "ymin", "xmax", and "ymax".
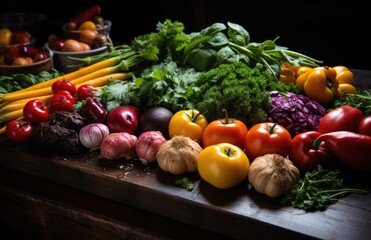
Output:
[
  {"xmin": 55, "ymin": 90, "xmax": 76, "ymax": 103},
  {"xmin": 5, "ymin": 119, "xmax": 33, "ymax": 143},
  {"xmin": 76, "ymin": 84, "xmax": 96, "ymax": 100},
  {"xmin": 245, "ymin": 122, "xmax": 291, "ymax": 161},
  {"xmin": 202, "ymin": 109, "xmax": 247, "ymax": 149},
  {"xmin": 49, "ymin": 92, "xmax": 75, "ymax": 112},
  {"xmin": 289, "ymin": 131, "xmax": 335, "ymax": 173},
  {"xmin": 357, "ymin": 116, "xmax": 371, "ymax": 136},
  {"xmin": 23, "ymin": 99, "xmax": 49, "ymax": 124},
  {"xmin": 52, "ymin": 79, "xmax": 76, "ymax": 95}
]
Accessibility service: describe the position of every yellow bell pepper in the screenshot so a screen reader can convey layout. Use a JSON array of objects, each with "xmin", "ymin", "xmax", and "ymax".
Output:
[
  {"xmin": 279, "ymin": 62, "xmax": 297, "ymax": 84},
  {"xmin": 303, "ymin": 66, "xmax": 339, "ymax": 104},
  {"xmin": 296, "ymin": 66, "xmax": 313, "ymax": 77},
  {"xmin": 336, "ymin": 83, "xmax": 357, "ymax": 99},
  {"xmin": 197, "ymin": 143, "xmax": 250, "ymax": 189},
  {"xmin": 333, "ymin": 66, "xmax": 355, "ymax": 85},
  {"xmin": 168, "ymin": 109, "xmax": 208, "ymax": 144},
  {"xmin": 279, "ymin": 67, "xmax": 296, "ymax": 84}
]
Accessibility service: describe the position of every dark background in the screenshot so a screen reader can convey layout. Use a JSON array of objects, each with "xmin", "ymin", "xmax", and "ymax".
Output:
[{"xmin": 2, "ymin": 0, "xmax": 370, "ymax": 70}]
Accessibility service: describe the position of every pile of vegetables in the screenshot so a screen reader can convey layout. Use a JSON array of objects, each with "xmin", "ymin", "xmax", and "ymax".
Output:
[{"xmin": 0, "ymin": 19, "xmax": 370, "ymax": 212}]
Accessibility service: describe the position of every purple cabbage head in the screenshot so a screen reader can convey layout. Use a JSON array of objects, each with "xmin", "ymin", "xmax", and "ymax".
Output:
[{"xmin": 268, "ymin": 91, "xmax": 327, "ymax": 137}]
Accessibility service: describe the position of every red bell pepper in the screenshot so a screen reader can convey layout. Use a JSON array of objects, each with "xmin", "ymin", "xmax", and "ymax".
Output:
[
  {"xmin": 317, "ymin": 105, "xmax": 363, "ymax": 134},
  {"xmin": 289, "ymin": 131, "xmax": 335, "ymax": 173},
  {"xmin": 317, "ymin": 131, "xmax": 371, "ymax": 172}
]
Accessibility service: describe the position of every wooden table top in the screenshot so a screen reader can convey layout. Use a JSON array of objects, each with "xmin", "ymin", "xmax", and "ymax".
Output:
[{"xmin": 0, "ymin": 69, "xmax": 370, "ymax": 240}]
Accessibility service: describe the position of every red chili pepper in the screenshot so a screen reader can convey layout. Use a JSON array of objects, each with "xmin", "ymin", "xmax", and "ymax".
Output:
[
  {"xmin": 318, "ymin": 131, "xmax": 371, "ymax": 172},
  {"xmin": 67, "ymin": 5, "xmax": 101, "ymax": 30}
]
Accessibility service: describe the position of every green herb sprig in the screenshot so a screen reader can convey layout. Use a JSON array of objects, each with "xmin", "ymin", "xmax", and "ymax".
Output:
[
  {"xmin": 333, "ymin": 89, "xmax": 371, "ymax": 116},
  {"xmin": 280, "ymin": 165, "xmax": 367, "ymax": 211},
  {"xmin": 176, "ymin": 177, "xmax": 194, "ymax": 191}
]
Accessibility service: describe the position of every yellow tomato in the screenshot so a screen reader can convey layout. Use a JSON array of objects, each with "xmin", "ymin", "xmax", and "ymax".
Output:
[
  {"xmin": 197, "ymin": 143, "xmax": 250, "ymax": 189},
  {"xmin": 168, "ymin": 109, "xmax": 208, "ymax": 144},
  {"xmin": 78, "ymin": 20, "xmax": 97, "ymax": 31}
]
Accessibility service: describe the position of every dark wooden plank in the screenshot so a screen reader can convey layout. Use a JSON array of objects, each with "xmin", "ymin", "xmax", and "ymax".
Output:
[
  {"xmin": 0, "ymin": 168, "xmax": 230, "ymax": 240},
  {"xmin": 0, "ymin": 135, "xmax": 370, "ymax": 240}
]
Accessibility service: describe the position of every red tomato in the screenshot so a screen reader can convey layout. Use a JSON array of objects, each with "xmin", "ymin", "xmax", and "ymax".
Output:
[
  {"xmin": 49, "ymin": 92, "xmax": 75, "ymax": 112},
  {"xmin": 317, "ymin": 105, "xmax": 363, "ymax": 134},
  {"xmin": 357, "ymin": 116, "xmax": 371, "ymax": 136},
  {"xmin": 5, "ymin": 119, "xmax": 33, "ymax": 142},
  {"xmin": 23, "ymin": 99, "xmax": 49, "ymax": 124},
  {"xmin": 202, "ymin": 110, "xmax": 248, "ymax": 149},
  {"xmin": 289, "ymin": 131, "xmax": 335, "ymax": 173},
  {"xmin": 106, "ymin": 106, "xmax": 140, "ymax": 134},
  {"xmin": 52, "ymin": 79, "xmax": 76, "ymax": 95},
  {"xmin": 55, "ymin": 90, "xmax": 76, "ymax": 103},
  {"xmin": 76, "ymin": 84, "xmax": 96, "ymax": 100},
  {"xmin": 245, "ymin": 122, "xmax": 291, "ymax": 161}
]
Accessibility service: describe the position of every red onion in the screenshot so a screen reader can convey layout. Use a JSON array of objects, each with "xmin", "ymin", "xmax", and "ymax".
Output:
[
  {"xmin": 79, "ymin": 123, "xmax": 110, "ymax": 151},
  {"xmin": 100, "ymin": 132, "xmax": 137, "ymax": 160},
  {"xmin": 135, "ymin": 131, "xmax": 166, "ymax": 164}
]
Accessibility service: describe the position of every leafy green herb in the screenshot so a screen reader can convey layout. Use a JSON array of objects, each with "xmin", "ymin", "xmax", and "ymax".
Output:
[
  {"xmin": 192, "ymin": 61, "xmax": 301, "ymax": 127},
  {"xmin": 333, "ymin": 89, "xmax": 371, "ymax": 116},
  {"xmin": 96, "ymin": 58, "xmax": 200, "ymax": 112},
  {"xmin": 176, "ymin": 177, "xmax": 194, "ymax": 191},
  {"xmin": 0, "ymin": 68, "xmax": 62, "ymax": 94},
  {"xmin": 226, "ymin": 21, "xmax": 323, "ymax": 80},
  {"xmin": 280, "ymin": 165, "xmax": 367, "ymax": 211}
]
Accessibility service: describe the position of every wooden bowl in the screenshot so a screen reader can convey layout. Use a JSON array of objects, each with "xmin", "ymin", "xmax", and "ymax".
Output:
[{"xmin": 0, "ymin": 57, "xmax": 52, "ymax": 76}]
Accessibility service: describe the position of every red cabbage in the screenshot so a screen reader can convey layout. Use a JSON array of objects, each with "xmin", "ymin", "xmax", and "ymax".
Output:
[{"xmin": 268, "ymin": 91, "xmax": 327, "ymax": 137}]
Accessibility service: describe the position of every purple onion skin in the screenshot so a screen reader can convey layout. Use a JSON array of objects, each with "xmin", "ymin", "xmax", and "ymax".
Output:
[{"xmin": 268, "ymin": 91, "xmax": 327, "ymax": 137}]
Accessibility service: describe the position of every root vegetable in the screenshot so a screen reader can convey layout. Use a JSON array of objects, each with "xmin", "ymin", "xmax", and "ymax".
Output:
[
  {"xmin": 100, "ymin": 132, "xmax": 137, "ymax": 160},
  {"xmin": 135, "ymin": 131, "xmax": 166, "ymax": 164},
  {"xmin": 79, "ymin": 123, "xmax": 110, "ymax": 151},
  {"xmin": 248, "ymin": 153, "xmax": 300, "ymax": 198},
  {"xmin": 156, "ymin": 136, "xmax": 203, "ymax": 175}
]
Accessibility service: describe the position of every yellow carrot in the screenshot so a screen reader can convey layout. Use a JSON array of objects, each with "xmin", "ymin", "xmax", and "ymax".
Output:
[
  {"xmin": 0, "ymin": 109, "xmax": 23, "ymax": 123},
  {"xmin": 0, "ymin": 94, "xmax": 53, "ymax": 109},
  {"xmin": 0, "ymin": 101, "xmax": 28, "ymax": 114},
  {"xmin": 0, "ymin": 95, "xmax": 53, "ymax": 114},
  {"xmin": 70, "ymin": 61, "xmax": 129, "ymax": 86},
  {"xmin": 0, "ymin": 87, "xmax": 53, "ymax": 104},
  {"xmin": 0, "ymin": 125, "xmax": 6, "ymax": 135},
  {"xmin": 2, "ymin": 56, "xmax": 122, "ymax": 95},
  {"xmin": 75, "ymin": 72, "xmax": 133, "ymax": 89}
]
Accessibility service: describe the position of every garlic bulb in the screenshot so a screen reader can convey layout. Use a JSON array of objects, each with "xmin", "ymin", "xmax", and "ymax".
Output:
[
  {"xmin": 248, "ymin": 153, "xmax": 300, "ymax": 198},
  {"xmin": 156, "ymin": 136, "xmax": 203, "ymax": 175}
]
